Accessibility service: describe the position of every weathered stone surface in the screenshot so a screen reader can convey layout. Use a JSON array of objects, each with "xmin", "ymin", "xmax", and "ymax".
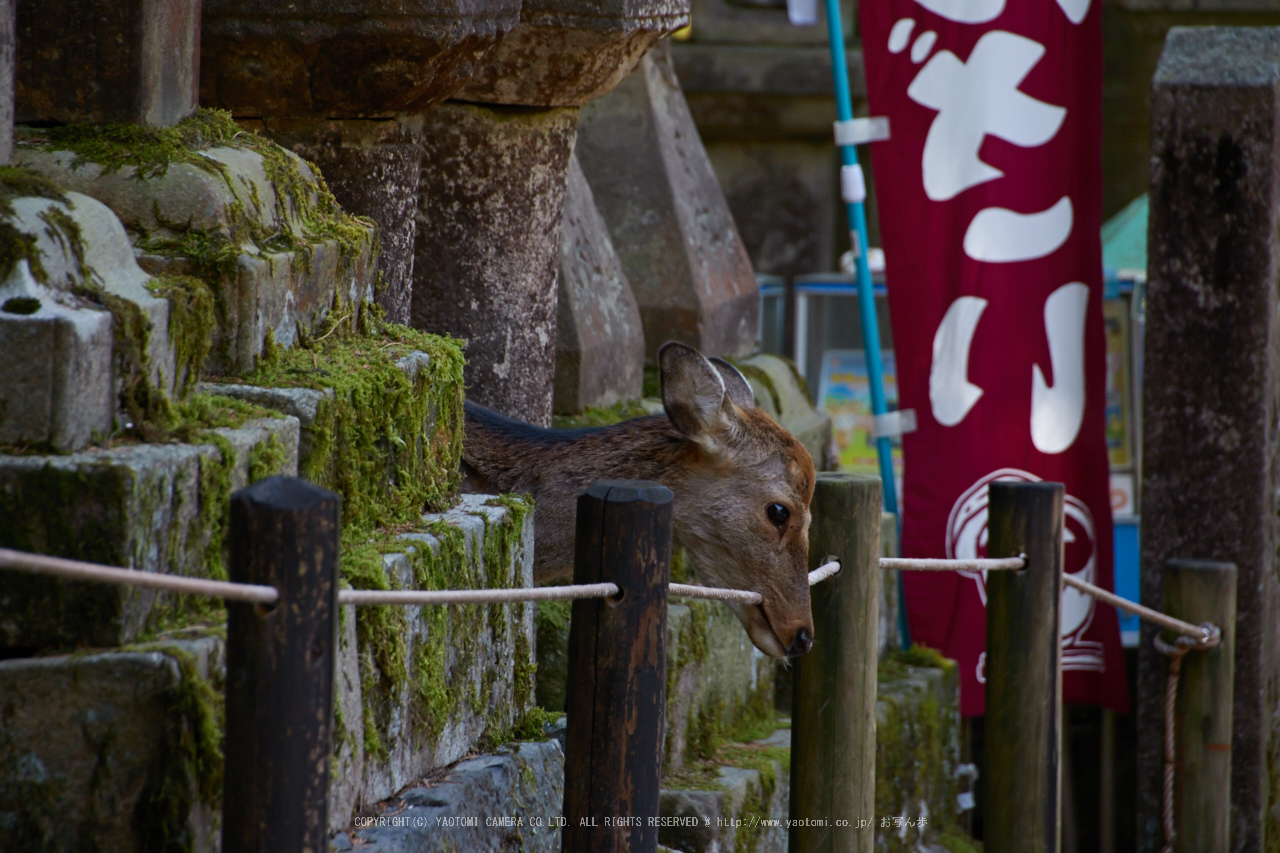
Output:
[
  {"xmin": 200, "ymin": 1, "xmax": 521, "ymax": 118},
  {"xmin": 0, "ymin": 0, "xmax": 13, "ymax": 164},
  {"xmin": 456, "ymin": 0, "xmax": 689, "ymax": 106},
  {"xmin": 15, "ymin": 0, "xmax": 199, "ymax": 125},
  {"xmin": 0, "ymin": 415, "xmax": 299, "ymax": 650},
  {"xmin": 196, "ymin": 381, "xmax": 333, "ymax": 461},
  {"xmin": 328, "ymin": 494, "xmax": 537, "ymax": 828},
  {"xmin": 0, "ymin": 189, "xmax": 179, "ymax": 451},
  {"xmin": 874, "ymin": 660, "xmax": 961, "ymax": 851},
  {"xmin": 685, "ymin": 0, "xmax": 853, "ymax": 46},
  {"xmin": 735, "ymin": 352, "xmax": 832, "ymax": 469},
  {"xmin": 411, "ymin": 103, "xmax": 578, "ymax": 427},
  {"xmin": 263, "ymin": 118, "xmax": 425, "ymax": 325},
  {"xmin": 0, "ymin": 635, "xmax": 224, "ymax": 853},
  {"xmin": 15, "ymin": 141, "xmax": 378, "ymax": 375},
  {"xmin": 1138, "ymin": 27, "xmax": 1280, "ymax": 853},
  {"xmin": 555, "ymin": 153, "xmax": 645, "ymax": 413},
  {"xmin": 660, "ymin": 748, "xmax": 789, "ymax": 853},
  {"xmin": 331, "ymin": 739, "xmax": 564, "ymax": 852},
  {"xmin": 577, "ymin": 42, "xmax": 757, "ymax": 360}
]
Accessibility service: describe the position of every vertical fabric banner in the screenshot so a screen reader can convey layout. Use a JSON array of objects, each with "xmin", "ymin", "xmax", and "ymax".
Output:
[{"xmin": 862, "ymin": 0, "xmax": 1128, "ymax": 713}]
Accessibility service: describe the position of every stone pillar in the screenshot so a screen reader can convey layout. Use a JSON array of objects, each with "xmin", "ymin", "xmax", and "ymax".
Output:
[
  {"xmin": 411, "ymin": 104, "xmax": 579, "ymax": 427},
  {"xmin": 15, "ymin": 0, "xmax": 200, "ymax": 125},
  {"xmin": 555, "ymin": 153, "xmax": 645, "ymax": 413},
  {"xmin": 576, "ymin": 40, "xmax": 758, "ymax": 361},
  {"xmin": 410, "ymin": 0, "xmax": 688, "ymax": 422},
  {"xmin": 0, "ymin": 0, "xmax": 13, "ymax": 164},
  {"xmin": 200, "ymin": 2, "xmax": 522, "ymax": 323},
  {"xmin": 1138, "ymin": 27, "xmax": 1280, "ymax": 853},
  {"xmin": 262, "ymin": 119, "xmax": 424, "ymax": 325}
]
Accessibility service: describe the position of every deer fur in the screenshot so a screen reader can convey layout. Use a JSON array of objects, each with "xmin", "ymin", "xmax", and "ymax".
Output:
[{"xmin": 462, "ymin": 341, "xmax": 816, "ymax": 658}]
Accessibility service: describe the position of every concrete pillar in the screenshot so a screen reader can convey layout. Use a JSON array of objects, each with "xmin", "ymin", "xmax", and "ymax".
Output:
[
  {"xmin": 1139, "ymin": 27, "xmax": 1280, "ymax": 853},
  {"xmin": 15, "ymin": 0, "xmax": 200, "ymax": 125},
  {"xmin": 555, "ymin": 153, "xmax": 645, "ymax": 414},
  {"xmin": 262, "ymin": 119, "xmax": 424, "ymax": 325},
  {"xmin": 0, "ymin": 0, "xmax": 13, "ymax": 165},
  {"xmin": 411, "ymin": 104, "xmax": 579, "ymax": 427},
  {"xmin": 410, "ymin": 1, "xmax": 689, "ymax": 422},
  {"xmin": 576, "ymin": 40, "xmax": 758, "ymax": 361}
]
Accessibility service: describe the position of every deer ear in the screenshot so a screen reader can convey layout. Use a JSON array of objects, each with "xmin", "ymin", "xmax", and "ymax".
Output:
[
  {"xmin": 659, "ymin": 341, "xmax": 730, "ymax": 440},
  {"xmin": 709, "ymin": 357, "xmax": 756, "ymax": 411}
]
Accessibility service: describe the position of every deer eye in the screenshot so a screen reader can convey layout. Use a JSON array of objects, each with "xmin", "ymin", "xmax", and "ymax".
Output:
[{"xmin": 767, "ymin": 503, "xmax": 790, "ymax": 527}]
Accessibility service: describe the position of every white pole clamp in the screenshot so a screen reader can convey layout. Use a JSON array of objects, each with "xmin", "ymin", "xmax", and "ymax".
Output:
[
  {"xmin": 834, "ymin": 117, "xmax": 891, "ymax": 147},
  {"xmin": 872, "ymin": 409, "xmax": 917, "ymax": 440},
  {"xmin": 841, "ymin": 164, "xmax": 867, "ymax": 204}
]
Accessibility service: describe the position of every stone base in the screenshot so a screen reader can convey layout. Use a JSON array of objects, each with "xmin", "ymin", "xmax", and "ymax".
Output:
[
  {"xmin": 0, "ymin": 414, "xmax": 299, "ymax": 650},
  {"xmin": 555, "ymin": 153, "xmax": 645, "ymax": 414},
  {"xmin": 15, "ymin": 132, "xmax": 378, "ymax": 376},
  {"xmin": 576, "ymin": 41, "xmax": 757, "ymax": 361},
  {"xmin": 0, "ymin": 634, "xmax": 225, "ymax": 853}
]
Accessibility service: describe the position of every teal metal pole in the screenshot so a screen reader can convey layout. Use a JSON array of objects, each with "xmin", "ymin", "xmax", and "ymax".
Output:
[{"xmin": 821, "ymin": 0, "xmax": 911, "ymax": 648}]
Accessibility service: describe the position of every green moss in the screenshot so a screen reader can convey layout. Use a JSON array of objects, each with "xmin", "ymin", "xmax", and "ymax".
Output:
[
  {"xmin": 0, "ymin": 165, "xmax": 68, "ymax": 283},
  {"xmin": 247, "ymin": 433, "xmax": 286, "ymax": 483},
  {"xmin": 147, "ymin": 275, "xmax": 215, "ymax": 398},
  {"xmin": 0, "ymin": 296, "xmax": 40, "ymax": 314},
  {"xmin": 237, "ymin": 321, "xmax": 465, "ymax": 533},
  {"xmin": 551, "ymin": 399, "xmax": 651, "ymax": 429},
  {"xmin": 936, "ymin": 830, "xmax": 983, "ymax": 853}
]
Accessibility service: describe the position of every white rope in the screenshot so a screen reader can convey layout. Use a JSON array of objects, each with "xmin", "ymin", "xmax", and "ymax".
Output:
[
  {"xmin": 338, "ymin": 583, "xmax": 619, "ymax": 606},
  {"xmin": 0, "ymin": 548, "xmax": 280, "ymax": 605},
  {"xmin": 1064, "ymin": 574, "xmax": 1215, "ymax": 642},
  {"xmin": 669, "ymin": 583, "xmax": 761, "ymax": 605},
  {"xmin": 808, "ymin": 560, "xmax": 841, "ymax": 585},
  {"xmin": 881, "ymin": 556, "xmax": 1026, "ymax": 571}
]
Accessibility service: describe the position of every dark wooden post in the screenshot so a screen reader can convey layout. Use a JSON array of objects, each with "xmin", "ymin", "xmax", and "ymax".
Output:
[
  {"xmin": 1162, "ymin": 559, "xmax": 1236, "ymax": 852},
  {"xmin": 984, "ymin": 480, "xmax": 1064, "ymax": 853},
  {"xmin": 223, "ymin": 476, "xmax": 340, "ymax": 853},
  {"xmin": 790, "ymin": 472, "xmax": 881, "ymax": 853},
  {"xmin": 562, "ymin": 480, "xmax": 673, "ymax": 853}
]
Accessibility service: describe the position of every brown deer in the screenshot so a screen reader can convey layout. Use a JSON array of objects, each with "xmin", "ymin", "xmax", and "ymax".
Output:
[{"xmin": 462, "ymin": 341, "xmax": 816, "ymax": 658}]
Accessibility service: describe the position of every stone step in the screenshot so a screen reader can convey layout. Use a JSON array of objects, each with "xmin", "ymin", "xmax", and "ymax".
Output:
[
  {"xmin": 0, "ymin": 632, "xmax": 225, "ymax": 853},
  {"xmin": 331, "ymin": 493, "xmax": 538, "ymax": 830},
  {"xmin": 0, "ymin": 410, "xmax": 299, "ymax": 650},
  {"xmin": 13, "ymin": 111, "xmax": 378, "ymax": 376}
]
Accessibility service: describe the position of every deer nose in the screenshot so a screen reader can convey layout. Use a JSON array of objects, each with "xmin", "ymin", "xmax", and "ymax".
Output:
[{"xmin": 786, "ymin": 626, "xmax": 813, "ymax": 657}]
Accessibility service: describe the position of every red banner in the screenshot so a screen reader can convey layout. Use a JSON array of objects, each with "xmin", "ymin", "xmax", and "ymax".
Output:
[{"xmin": 861, "ymin": 0, "xmax": 1128, "ymax": 713}]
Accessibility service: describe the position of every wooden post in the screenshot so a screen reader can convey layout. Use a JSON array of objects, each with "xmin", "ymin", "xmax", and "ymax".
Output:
[
  {"xmin": 985, "ymin": 480, "xmax": 1064, "ymax": 853},
  {"xmin": 790, "ymin": 472, "xmax": 881, "ymax": 853},
  {"xmin": 562, "ymin": 480, "xmax": 673, "ymax": 853},
  {"xmin": 223, "ymin": 476, "xmax": 340, "ymax": 853},
  {"xmin": 1162, "ymin": 559, "xmax": 1236, "ymax": 852}
]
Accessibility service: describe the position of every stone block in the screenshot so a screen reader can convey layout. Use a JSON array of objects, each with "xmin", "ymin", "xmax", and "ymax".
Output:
[
  {"xmin": 0, "ymin": 187, "xmax": 181, "ymax": 451},
  {"xmin": 328, "ymin": 494, "xmax": 537, "ymax": 827},
  {"xmin": 0, "ymin": 635, "xmax": 225, "ymax": 853},
  {"xmin": 735, "ymin": 352, "xmax": 832, "ymax": 469},
  {"xmin": 0, "ymin": 415, "xmax": 299, "ymax": 650},
  {"xmin": 874, "ymin": 659, "xmax": 962, "ymax": 851},
  {"xmin": 659, "ymin": 727, "xmax": 790, "ymax": 853},
  {"xmin": 263, "ymin": 118, "xmax": 425, "ymax": 325},
  {"xmin": 411, "ymin": 103, "xmax": 578, "ymax": 427},
  {"xmin": 554, "ymin": 153, "xmax": 645, "ymax": 413},
  {"xmin": 456, "ymin": 0, "xmax": 689, "ymax": 106},
  {"xmin": 685, "ymin": 0, "xmax": 852, "ymax": 46},
  {"xmin": 1138, "ymin": 27, "xmax": 1280, "ymax": 853},
  {"xmin": 15, "ymin": 0, "xmax": 199, "ymax": 125},
  {"xmin": 331, "ymin": 739, "xmax": 564, "ymax": 852},
  {"xmin": 196, "ymin": 381, "xmax": 333, "ymax": 462},
  {"xmin": 15, "ymin": 132, "xmax": 378, "ymax": 375},
  {"xmin": 200, "ymin": 0, "xmax": 521, "ymax": 118},
  {"xmin": 576, "ymin": 42, "xmax": 757, "ymax": 361}
]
